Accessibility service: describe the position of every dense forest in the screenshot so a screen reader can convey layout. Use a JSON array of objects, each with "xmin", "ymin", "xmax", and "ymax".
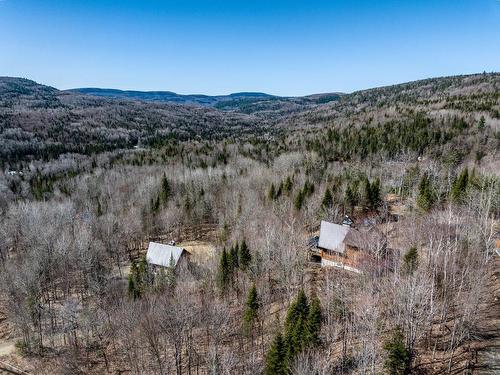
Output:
[{"xmin": 0, "ymin": 73, "xmax": 499, "ymax": 374}]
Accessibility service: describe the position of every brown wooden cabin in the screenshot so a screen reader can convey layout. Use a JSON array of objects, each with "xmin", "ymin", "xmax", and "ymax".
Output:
[{"xmin": 314, "ymin": 220, "xmax": 386, "ymax": 273}]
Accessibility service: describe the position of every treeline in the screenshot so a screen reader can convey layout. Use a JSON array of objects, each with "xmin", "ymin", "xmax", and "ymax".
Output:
[{"xmin": 305, "ymin": 113, "xmax": 494, "ymax": 164}]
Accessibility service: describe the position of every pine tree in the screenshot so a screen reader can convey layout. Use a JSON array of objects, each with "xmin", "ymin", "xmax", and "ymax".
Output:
[
  {"xmin": 369, "ymin": 177, "xmax": 381, "ymax": 210},
  {"xmin": 239, "ymin": 240, "xmax": 251, "ymax": 271},
  {"xmin": 383, "ymin": 326, "xmax": 410, "ymax": 375},
  {"xmin": 268, "ymin": 184, "xmax": 276, "ymax": 200},
  {"xmin": 243, "ymin": 284, "xmax": 260, "ymax": 334},
  {"xmin": 363, "ymin": 177, "xmax": 372, "ymax": 209},
  {"xmin": 265, "ymin": 332, "xmax": 287, "ymax": 375},
  {"xmin": 218, "ymin": 248, "xmax": 230, "ymax": 293},
  {"xmin": 417, "ymin": 174, "xmax": 433, "ymax": 211},
  {"xmin": 151, "ymin": 195, "xmax": 160, "ymax": 213},
  {"xmin": 478, "ymin": 115, "xmax": 485, "ymax": 130},
  {"xmin": 345, "ymin": 184, "xmax": 358, "ymax": 212},
  {"xmin": 284, "ymin": 289, "xmax": 310, "ymax": 362},
  {"xmin": 127, "ymin": 273, "xmax": 139, "ymax": 299},
  {"xmin": 363, "ymin": 178, "xmax": 381, "ymax": 211},
  {"xmin": 138, "ymin": 255, "xmax": 147, "ymax": 277},
  {"xmin": 166, "ymin": 253, "xmax": 176, "ymax": 289},
  {"xmin": 450, "ymin": 168, "xmax": 469, "ymax": 203},
  {"xmin": 322, "ymin": 188, "xmax": 333, "ymax": 208},
  {"xmin": 305, "ymin": 295, "xmax": 322, "ymax": 347},
  {"xmin": 303, "ymin": 180, "xmax": 314, "ymax": 197},
  {"xmin": 284, "ymin": 176, "xmax": 293, "ymax": 194},
  {"xmin": 96, "ymin": 198, "xmax": 103, "ymax": 216},
  {"xmin": 285, "ymin": 290, "xmax": 309, "ymax": 333},
  {"xmin": 275, "ymin": 183, "xmax": 283, "ymax": 199},
  {"xmin": 294, "ymin": 190, "xmax": 305, "ymax": 210},
  {"xmin": 220, "ymin": 221, "xmax": 229, "ymax": 242},
  {"xmin": 402, "ymin": 247, "xmax": 418, "ymax": 275},
  {"xmin": 229, "ymin": 244, "xmax": 239, "ymax": 271},
  {"xmin": 128, "ymin": 261, "xmax": 141, "ymax": 299},
  {"xmin": 160, "ymin": 173, "xmax": 171, "ymax": 205}
]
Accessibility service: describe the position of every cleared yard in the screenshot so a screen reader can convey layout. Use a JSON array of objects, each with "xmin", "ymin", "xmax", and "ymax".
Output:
[{"xmin": 178, "ymin": 240, "xmax": 217, "ymax": 263}]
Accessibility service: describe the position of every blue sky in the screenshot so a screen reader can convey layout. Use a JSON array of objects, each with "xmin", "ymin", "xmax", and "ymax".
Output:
[{"xmin": 0, "ymin": 0, "xmax": 499, "ymax": 95}]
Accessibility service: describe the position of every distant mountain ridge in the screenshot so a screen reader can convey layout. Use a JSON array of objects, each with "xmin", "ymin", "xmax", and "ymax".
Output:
[
  {"xmin": 67, "ymin": 86, "xmax": 344, "ymax": 115},
  {"xmin": 67, "ymin": 87, "xmax": 278, "ymax": 107}
]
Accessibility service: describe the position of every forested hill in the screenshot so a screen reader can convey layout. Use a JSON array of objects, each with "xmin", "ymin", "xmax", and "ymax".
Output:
[
  {"xmin": 0, "ymin": 77, "xmax": 263, "ymax": 164},
  {"xmin": 279, "ymin": 72, "xmax": 500, "ymax": 170},
  {"xmin": 0, "ymin": 73, "xmax": 499, "ymax": 168},
  {"xmin": 0, "ymin": 73, "xmax": 499, "ymax": 375}
]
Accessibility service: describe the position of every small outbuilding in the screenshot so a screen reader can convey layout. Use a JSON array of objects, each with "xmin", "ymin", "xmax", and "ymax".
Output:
[{"xmin": 146, "ymin": 242, "xmax": 190, "ymax": 270}]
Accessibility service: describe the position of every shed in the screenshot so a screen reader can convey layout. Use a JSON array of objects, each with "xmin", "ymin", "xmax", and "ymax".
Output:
[{"xmin": 146, "ymin": 242, "xmax": 190, "ymax": 269}]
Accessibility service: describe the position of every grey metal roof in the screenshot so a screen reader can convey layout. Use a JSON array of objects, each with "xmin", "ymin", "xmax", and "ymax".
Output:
[
  {"xmin": 318, "ymin": 221, "xmax": 349, "ymax": 253},
  {"xmin": 146, "ymin": 242, "xmax": 185, "ymax": 268}
]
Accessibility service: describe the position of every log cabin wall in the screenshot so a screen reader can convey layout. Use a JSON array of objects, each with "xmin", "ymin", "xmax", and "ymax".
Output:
[{"xmin": 320, "ymin": 245, "xmax": 362, "ymax": 269}]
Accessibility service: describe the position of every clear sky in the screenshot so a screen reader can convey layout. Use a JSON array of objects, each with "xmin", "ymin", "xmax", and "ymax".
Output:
[{"xmin": 1, "ymin": 0, "xmax": 499, "ymax": 96}]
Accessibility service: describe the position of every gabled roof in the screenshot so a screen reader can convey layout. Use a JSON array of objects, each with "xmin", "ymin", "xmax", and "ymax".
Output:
[
  {"xmin": 318, "ymin": 220, "xmax": 387, "ymax": 254},
  {"xmin": 146, "ymin": 242, "xmax": 186, "ymax": 268},
  {"xmin": 318, "ymin": 221, "xmax": 349, "ymax": 253},
  {"xmin": 344, "ymin": 226, "xmax": 385, "ymax": 249}
]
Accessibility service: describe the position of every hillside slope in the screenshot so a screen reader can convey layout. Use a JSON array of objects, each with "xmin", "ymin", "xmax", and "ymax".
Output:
[{"xmin": 0, "ymin": 73, "xmax": 499, "ymax": 168}]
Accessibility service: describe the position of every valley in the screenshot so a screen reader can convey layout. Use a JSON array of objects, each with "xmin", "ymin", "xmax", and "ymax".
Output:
[{"xmin": 0, "ymin": 73, "xmax": 499, "ymax": 374}]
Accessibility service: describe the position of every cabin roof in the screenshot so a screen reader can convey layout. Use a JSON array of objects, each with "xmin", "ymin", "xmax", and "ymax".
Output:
[
  {"xmin": 344, "ymin": 226, "xmax": 385, "ymax": 249},
  {"xmin": 318, "ymin": 221, "xmax": 350, "ymax": 253},
  {"xmin": 318, "ymin": 220, "xmax": 386, "ymax": 253},
  {"xmin": 146, "ymin": 242, "xmax": 186, "ymax": 268}
]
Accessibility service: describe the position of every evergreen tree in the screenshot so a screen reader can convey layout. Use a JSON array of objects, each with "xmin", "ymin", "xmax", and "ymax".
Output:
[
  {"xmin": 160, "ymin": 173, "xmax": 171, "ymax": 205},
  {"xmin": 128, "ymin": 273, "xmax": 140, "ymax": 299},
  {"xmin": 363, "ymin": 178, "xmax": 381, "ymax": 211},
  {"xmin": 275, "ymin": 183, "xmax": 283, "ymax": 199},
  {"xmin": 345, "ymin": 184, "xmax": 358, "ymax": 212},
  {"xmin": 268, "ymin": 184, "xmax": 276, "ymax": 200},
  {"xmin": 417, "ymin": 174, "xmax": 433, "ymax": 211},
  {"xmin": 96, "ymin": 198, "xmax": 103, "ymax": 216},
  {"xmin": 166, "ymin": 253, "xmax": 176, "ymax": 289},
  {"xmin": 322, "ymin": 188, "xmax": 333, "ymax": 208},
  {"xmin": 369, "ymin": 177, "xmax": 381, "ymax": 210},
  {"xmin": 220, "ymin": 221, "xmax": 229, "ymax": 242},
  {"xmin": 294, "ymin": 190, "xmax": 305, "ymax": 210},
  {"xmin": 243, "ymin": 284, "xmax": 260, "ymax": 334},
  {"xmin": 284, "ymin": 289, "xmax": 310, "ymax": 362},
  {"xmin": 135, "ymin": 254, "xmax": 149, "ymax": 289},
  {"xmin": 283, "ymin": 176, "xmax": 293, "ymax": 195},
  {"xmin": 478, "ymin": 115, "xmax": 485, "ymax": 130},
  {"xmin": 138, "ymin": 255, "xmax": 148, "ymax": 278},
  {"xmin": 218, "ymin": 248, "xmax": 230, "ymax": 293},
  {"xmin": 383, "ymin": 327, "xmax": 410, "ymax": 375},
  {"xmin": 151, "ymin": 195, "xmax": 160, "ymax": 213},
  {"xmin": 305, "ymin": 295, "xmax": 322, "ymax": 347},
  {"xmin": 450, "ymin": 168, "xmax": 469, "ymax": 203},
  {"xmin": 265, "ymin": 332, "xmax": 287, "ymax": 375},
  {"xmin": 229, "ymin": 244, "xmax": 239, "ymax": 271},
  {"xmin": 128, "ymin": 261, "xmax": 141, "ymax": 299},
  {"xmin": 153, "ymin": 267, "xmax": 169, "ymax": 292},
  {"xmin": 363, "ymin": 177, "xmax": 372, "ymax": 209},
  {"xmin": 402, "ymin": 247, "xmax": 418, "ymax": 275},
  {"xmin": 303, "ymin": 180, "xmax": 314, "ymax": 197},
  {"xmin": 239, "ymin": 240, "xmax": 251, "ymax": 271}
]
